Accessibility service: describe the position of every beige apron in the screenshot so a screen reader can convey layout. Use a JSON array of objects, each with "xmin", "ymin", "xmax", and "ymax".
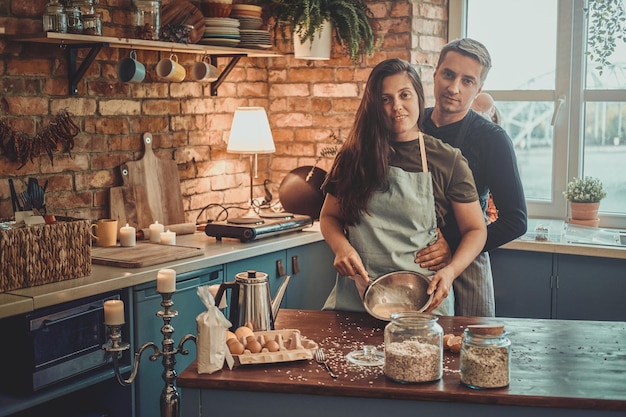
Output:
[{"xmin": 323, "ymin": 134, "xmax": 455, "ymax": 316}]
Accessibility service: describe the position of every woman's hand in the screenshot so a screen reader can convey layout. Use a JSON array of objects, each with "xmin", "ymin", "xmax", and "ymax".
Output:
[
  {"xmin": 423, "ymin": 266, "xmax": 455, "ymax": 313},
  {"xmin": 415, "ymin": 228, "xmax": 451, "ymax": 271}
]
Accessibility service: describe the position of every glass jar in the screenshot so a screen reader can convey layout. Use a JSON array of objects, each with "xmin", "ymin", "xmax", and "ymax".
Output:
[
  {"xmin": 134, "ymin": 0, "xmax": 161, "ymax": 41},
  {"xmin": 383, "ymin": 312, "xmax": 443, "ymax": 383},
  {"xmin": 65, "ymin": 5, "xmax": 82, "ymax": 33},
  {"xmin": 43, "ymin": 1, "xmax": 67, "ymax": 33},
  {"xmin": 71, "ymin": 0, "xmax": 95, "ymax": 16},
  {"xmin": 82, "ymin": 13, "xmax": 101, "ymax": 35},
  {"xmin": 459, "ymin": 324, "xmax": 511, "ymax": 389}
]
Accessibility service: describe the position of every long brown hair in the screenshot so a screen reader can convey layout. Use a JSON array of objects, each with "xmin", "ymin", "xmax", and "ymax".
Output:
[{"xmin": 325, "ymin": 58, "xmax": 425, "ymax": 225}]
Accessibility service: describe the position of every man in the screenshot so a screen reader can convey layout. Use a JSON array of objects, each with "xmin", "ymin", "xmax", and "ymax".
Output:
[{"xmin": 416, "ymin": 38, "xmax": 527, "ymax": 317}]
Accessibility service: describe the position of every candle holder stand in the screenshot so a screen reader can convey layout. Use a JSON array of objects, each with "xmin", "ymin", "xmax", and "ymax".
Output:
[{"xmin": 103, "ymin": 291, "xmax": 196, "ymax": 417}]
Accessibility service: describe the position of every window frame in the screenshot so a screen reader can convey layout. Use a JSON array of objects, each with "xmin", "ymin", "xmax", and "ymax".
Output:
[{"xmin": 449, "ymin": 0, "xmax": 626, "ymax": 229}]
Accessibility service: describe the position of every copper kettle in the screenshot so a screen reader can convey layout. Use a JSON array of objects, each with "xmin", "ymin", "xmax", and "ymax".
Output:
[{"xmin": 214, "ymin": 270, "xmax": 291, "ymax": 331}]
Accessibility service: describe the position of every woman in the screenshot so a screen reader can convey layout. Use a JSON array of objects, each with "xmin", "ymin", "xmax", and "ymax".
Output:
[{"xmin": 320, "ymin": 58, "xmax": 486, "ymax": 315}]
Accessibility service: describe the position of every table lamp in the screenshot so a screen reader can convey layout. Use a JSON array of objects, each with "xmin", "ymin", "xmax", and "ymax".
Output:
[{"xmin": 227, "ymin": 106, "xmax": 276, "ymax": 223}]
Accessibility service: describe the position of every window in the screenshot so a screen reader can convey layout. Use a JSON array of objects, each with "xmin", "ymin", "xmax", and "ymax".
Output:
[{"xmin": 450, "ymin": 0, "xmax": 626, "ymax": 228}]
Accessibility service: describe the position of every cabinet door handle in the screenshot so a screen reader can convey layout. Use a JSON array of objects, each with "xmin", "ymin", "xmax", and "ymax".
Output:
[
  {"xmin": 291, "ymin": 255, "xmax": 300, "ymax": 274},
  {"xmin": 276, "ymin": 259, "xmax": 286, "ymax": 277}
]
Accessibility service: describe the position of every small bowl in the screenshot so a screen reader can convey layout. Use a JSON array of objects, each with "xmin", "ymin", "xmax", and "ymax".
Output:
[
  {"xmin": 363, "ymin": 270, "xmax": 433, "ymax": 321},
  {"xmin": 202, "ymin": 3, "xmax": 233, "ymax": 18}
]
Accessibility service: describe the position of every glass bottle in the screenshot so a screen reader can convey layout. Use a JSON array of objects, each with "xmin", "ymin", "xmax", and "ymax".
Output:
[
  {"xmin": 81, "ymin": 13, "xmax": 102, "ymax": 36},
  {"xmin": 133, "ymin": 0, "xmax": 161, "ymax": 41},
  {"xmin": 459, "ymin": 324, "xmax": 511, "ymax": 389},
  {"xmin": 43, "ymin": 1, "xmax": 67, "ymax": 33},
  {"xmin": 65, "ymin": 5, "xmax": 82, "ymax": 33},
  {"xmin": 383, "ymin": 312, "xmax": 443, "ymax": 383}
]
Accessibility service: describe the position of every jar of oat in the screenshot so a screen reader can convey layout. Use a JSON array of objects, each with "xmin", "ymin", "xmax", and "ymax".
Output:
[
  {"xmin": 460, "ymin": 324, "xmax": 510, "ymax": 389},
  {"xmin": 383, "ymin": 312, "xmax": 443, "ymax": 383}
]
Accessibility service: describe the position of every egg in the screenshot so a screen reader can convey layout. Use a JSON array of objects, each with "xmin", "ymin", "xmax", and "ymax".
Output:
[
  {"xmin": 447, "ymin": 335, "xmax": 463, "ymax": 353},
  {"xmin": 226, "ymin": 330, "xmax": 237, "ymax": 341},
  {"xmin": 226, "ymin": 338, "xmax": 245, "ymax": 355},
  {"xmin": 245, "ymin": 336, "xmax": 262, "ymax": 353},
  {"xmin": 264, "ymin": 340, "xmax": 280, "ymax": 352},
  {"xmin": 235, "ymin": 326, "xmax": 254, "ymax": 341}
]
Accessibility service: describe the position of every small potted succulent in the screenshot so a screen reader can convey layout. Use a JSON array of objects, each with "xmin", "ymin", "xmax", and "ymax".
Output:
[{"xmin": 563, "ymin": 176, "xmax": 606, "ymax": 226}]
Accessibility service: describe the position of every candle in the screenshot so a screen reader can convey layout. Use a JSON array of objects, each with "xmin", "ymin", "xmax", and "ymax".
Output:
[
  {"xmin": 119, "ymin": 223, "xmax": 136, "ymax": 247},
  {"xmin": 157, "ymin": 268, "xmax": 176, "ymax": 293},
  {"xmin": 149, "ymin": 220, "xmax": 164, "ymax": 243},
  {"xmin": 104, "ymin": 299, "xmax": 125, "ymax": 325},
  {"xmin": 160, "ymin": 229, "xmax": 176, "ymax": 245}
]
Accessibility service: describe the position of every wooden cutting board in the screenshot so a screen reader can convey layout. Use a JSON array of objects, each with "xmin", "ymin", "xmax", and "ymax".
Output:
[
  {"xmin": 161, "ymin": 0, "xmax": 205, "ymax": 44},
  {"xmin": 109, "ymin": 132, "xmax": 185, "ymax": 230},
  {"xmin": 91, "ymin": 242, "xmax": 203, "ymax": 268}
]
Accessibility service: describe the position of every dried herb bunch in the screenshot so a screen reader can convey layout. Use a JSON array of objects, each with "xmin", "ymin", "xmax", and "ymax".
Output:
[
  {"xmin": 261, "ymin": 0, "xmax": 378, "ymax": 64},
  {"xmin": 306, "ymin": 130, "xmax": 344, "ymax": 181}
]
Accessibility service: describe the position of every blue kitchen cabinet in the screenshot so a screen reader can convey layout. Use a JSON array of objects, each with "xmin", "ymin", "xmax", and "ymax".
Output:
[
  {"xmin": 133, "ymin": 266, "xmax": 223, "ymax": 417},
  {"xmin": 555, "ymin": 254, "xmax": 626, "ymax": 321},
  {"xmin": 490, "ymin": 248, "xmax": 554, "ymax": 319},
  {"xmin": 284, "ymin": 241, "xmax": 336, "ymax": 309}
]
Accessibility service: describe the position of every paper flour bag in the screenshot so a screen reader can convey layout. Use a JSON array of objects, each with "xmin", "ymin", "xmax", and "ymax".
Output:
[{"xmin": 196, "ymin": 285, "xmax": 234, "ymax": 374}]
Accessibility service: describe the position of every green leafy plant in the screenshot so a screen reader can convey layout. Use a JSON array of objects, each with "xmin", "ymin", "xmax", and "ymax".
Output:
[
  {"xmin": 563, "ymin": 176, "xmax": 607, "ymax": 203},
  {"xmin": 585, "ymin": 0, "xmax": 626, "ymax": 75},
  {"xmin": 260, "ymin": 0, "xmax": 378, "ymax": 64}
]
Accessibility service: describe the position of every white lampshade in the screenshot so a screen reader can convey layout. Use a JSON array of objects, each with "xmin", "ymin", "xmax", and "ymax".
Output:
[{"xmin": 227, "ymin": 107, "xmax": 275, "ymax": 154}]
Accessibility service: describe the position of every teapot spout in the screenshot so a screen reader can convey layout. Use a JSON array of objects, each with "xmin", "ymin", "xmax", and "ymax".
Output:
[{"xmin": 271, "ymin": 275, "xmax": 291, "ymax": 321}]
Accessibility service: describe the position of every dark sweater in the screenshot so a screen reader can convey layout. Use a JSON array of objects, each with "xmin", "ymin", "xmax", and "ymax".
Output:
[{"xmin": 423, "ymin": 108, "xmax": 528, "ymax": 252}]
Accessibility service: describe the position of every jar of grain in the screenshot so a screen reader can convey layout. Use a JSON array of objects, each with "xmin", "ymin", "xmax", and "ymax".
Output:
[
  {"xmin": 43, "ymin": 1, "xmax": 67, "ymax": 33},
  {"xmin": 459, "ymin": 324, "xmax": 510, "ymax": 389},
  {"xmin": 383, "ymin": 312, "xmax": 442, "ymax": 383}
]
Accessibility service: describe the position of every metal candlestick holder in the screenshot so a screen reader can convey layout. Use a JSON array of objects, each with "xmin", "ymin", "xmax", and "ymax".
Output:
[{"xmin": 103, "ymin": 291, "xmax": 196, "ymax": 417}]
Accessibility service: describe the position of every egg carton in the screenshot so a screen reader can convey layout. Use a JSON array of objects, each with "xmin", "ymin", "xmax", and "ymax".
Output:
[{"xmin": 234, "ymin": 329, "xmax": 318, "ymax": 365}]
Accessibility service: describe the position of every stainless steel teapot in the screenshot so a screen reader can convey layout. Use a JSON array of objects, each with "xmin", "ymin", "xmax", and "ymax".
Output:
[{"xmin": 214, "ymin": 270, "xmax": 291, "ymax": 331}]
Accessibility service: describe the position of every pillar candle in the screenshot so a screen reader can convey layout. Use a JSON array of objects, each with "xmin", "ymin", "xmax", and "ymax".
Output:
[
  {"xmin": 104, "ymin": 299, "xmax": 125, "ymax": 325},
  {"xmin": 157, "ymin": 268, "xmax": 176, "ymax": 293},
  {"xmin": 149, "ymin": 220, "xmax": 164, "ymax": 243},
  {"xmin": 119, "ymin": 223, "xmax": 136, "ymax": 247},
  {"xmin": 160, "ymin": 229, "xmax": 176, "ymax": 245}
]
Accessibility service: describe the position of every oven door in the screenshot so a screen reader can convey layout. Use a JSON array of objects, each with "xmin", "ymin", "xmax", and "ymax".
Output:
[{"xmin": 4, "ymin": 292, "xmax": 121, "ymax": 393}]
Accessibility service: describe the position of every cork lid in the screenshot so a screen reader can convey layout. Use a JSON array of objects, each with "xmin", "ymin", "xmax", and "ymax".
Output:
[{"xmin": 466, "ymin": 324, "xmax": 505, "ymax": 336}]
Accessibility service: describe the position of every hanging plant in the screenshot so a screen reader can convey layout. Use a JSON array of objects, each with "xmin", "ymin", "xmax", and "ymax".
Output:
[{"xmin": 585, "ymin": 0, "xmax": 626, "ymax": 75}]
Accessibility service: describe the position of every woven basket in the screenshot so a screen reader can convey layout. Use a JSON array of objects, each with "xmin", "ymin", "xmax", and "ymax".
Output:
[{"xmin": 0, "ymin": 217, "xmax": 92, "ymax": 292}]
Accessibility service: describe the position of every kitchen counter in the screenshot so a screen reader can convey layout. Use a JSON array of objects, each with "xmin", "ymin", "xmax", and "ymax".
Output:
[
  {"xmin": 1, "ymin": 220, "xmax": 625, "ymax": 320},
  {"xmin": 0, "ymin": 226, "xmax": 325, "ymax": 319},
  {"xmin": 178, "ymin": 310, "xmax": 626, "ymax": 417}
]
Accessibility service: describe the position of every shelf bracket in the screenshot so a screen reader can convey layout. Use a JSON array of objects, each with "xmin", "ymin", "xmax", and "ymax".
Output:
[
  {"xmin": 65, "ymin": 42, "xmax": 108, "ymax": 96},
  {"xmin": 209, "ymin": 55, "xmax": 243, "ymax": 97}
]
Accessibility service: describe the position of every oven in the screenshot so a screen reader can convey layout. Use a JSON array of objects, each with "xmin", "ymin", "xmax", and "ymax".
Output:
[{"xmin": 4, "ymin": 291, "xmax": 127, "ymax": 393}]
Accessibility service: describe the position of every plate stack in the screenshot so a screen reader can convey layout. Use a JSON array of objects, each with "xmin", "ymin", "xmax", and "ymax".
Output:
[
  {"xmin": 230, "ymin": 4, "xmax": 271, "ymax": 49},
  {"xmin": 200, "ymin": 17, "xmax": 240, "ymax": 47},
  {"xmin": 239, "ymin": 29, "xmax": 272, "ymax": 49}
]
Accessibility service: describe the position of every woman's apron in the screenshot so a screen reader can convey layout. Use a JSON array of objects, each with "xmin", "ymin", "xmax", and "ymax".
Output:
[{"xmin": 323, "ymin": 134, "xmax": 455, "ymax": 316}]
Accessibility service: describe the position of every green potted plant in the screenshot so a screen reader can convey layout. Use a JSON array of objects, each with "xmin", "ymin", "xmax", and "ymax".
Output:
[
  {"xmin": 563, "ymin": 176, "xmax": 607, "ymax": 226},
  {"xmin": 260, "ymin": 0, "xmax": 378, "ymax": 64}
]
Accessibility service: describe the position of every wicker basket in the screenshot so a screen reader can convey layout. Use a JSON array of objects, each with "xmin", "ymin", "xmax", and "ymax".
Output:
[{"xmin": 0, "ymin": 217, "xmax": 92, "ymax": 292}]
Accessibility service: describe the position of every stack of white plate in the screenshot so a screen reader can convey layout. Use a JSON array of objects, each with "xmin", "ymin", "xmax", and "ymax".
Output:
[
  {"xmin": 238, "ymin": 29, "xmax": 272, "ymax": 49},
  {"xmin": 200, "ymin": 17, "xmax": 240, "ymax": 47}
]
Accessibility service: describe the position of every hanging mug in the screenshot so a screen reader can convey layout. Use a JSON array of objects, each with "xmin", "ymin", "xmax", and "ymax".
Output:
[
  {"xmin": 117, "ymin": 50, "xmax": 146, "ymax": 83},
  {"xmin": 156, "ymin": 53, "xmax": 186, "ymax": 82},
  {"xmin": 191, "ymin": 57, "xmax": 219, "ymax": 82}
]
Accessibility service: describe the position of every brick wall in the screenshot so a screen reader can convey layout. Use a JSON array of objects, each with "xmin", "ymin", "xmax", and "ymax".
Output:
[{"xmin": 0, "ymin": 0, "xmax": 448, "ymax": 224}]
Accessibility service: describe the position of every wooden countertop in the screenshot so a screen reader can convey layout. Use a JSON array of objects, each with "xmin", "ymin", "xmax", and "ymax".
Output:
[{"xmin": 178, "ymin": 310, "xmax": 626, "ymax": 412}]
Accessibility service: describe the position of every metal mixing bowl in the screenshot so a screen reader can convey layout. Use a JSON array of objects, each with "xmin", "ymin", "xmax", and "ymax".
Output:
[{"xmin": 363, "ymin": 271, "xmax": 433, "ymax": 321}]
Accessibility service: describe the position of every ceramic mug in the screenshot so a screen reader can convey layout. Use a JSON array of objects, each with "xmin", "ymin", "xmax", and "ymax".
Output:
[
  {"xmin": 156, "ymin": 54, "xmax": 186, "ymax": 82},
  {"xmin": 117, "ymin": 50, "xmax": 146, "ymax": 83},
  {"xmin": 191, "ymin": 61, "xmax": 219, "ymax": 82},
  {"xmin": 90, "ymin": 219, "xmax": 119, "ymax": 247}
]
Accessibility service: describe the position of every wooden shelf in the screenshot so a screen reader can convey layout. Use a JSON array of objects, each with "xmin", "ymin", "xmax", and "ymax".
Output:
[{"xmin": 11, "ymin": 32, "xmax": 282, "ymax": 96}]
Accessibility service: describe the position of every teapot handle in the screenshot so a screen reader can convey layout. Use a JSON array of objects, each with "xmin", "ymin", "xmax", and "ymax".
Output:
[{"xmin": 214, "ymin": 281, "xmax": 239, "ymax": 329}]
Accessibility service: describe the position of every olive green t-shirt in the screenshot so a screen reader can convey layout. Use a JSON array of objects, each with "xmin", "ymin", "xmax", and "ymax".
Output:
[{"xmin": 390, "ymin": 134, "xmax": 478, "ymax": 227}]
